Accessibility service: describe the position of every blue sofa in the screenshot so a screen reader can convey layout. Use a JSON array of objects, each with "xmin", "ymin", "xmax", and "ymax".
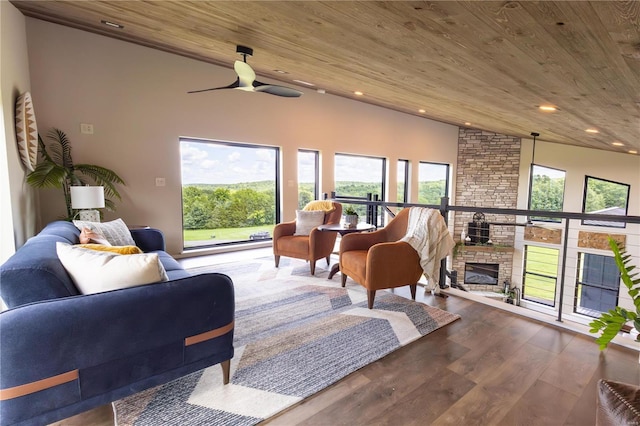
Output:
[{"xmin": 0, "ymin": 221, "xmax": 235, "ymax": 426}]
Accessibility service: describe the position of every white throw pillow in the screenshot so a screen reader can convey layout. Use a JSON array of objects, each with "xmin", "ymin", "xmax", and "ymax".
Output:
[
  {"xmin": 73, "ymin": 218, "xmax": 135, "ymax": 246},
  {"xmin": 294, "ymin": 210, "xmax": 325, "ymax": 236},
  {"xmin": 56, "ymin": 242, "xmax": 169, "ymax": 295}
]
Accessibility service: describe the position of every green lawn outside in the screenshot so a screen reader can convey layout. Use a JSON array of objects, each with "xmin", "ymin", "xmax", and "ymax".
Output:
[
  {"xmin": 184, "ymin": 225, "xmax": 275, "ymax": 244},
  {"xmin": 523, "ymin": 245, "xmax": 559, "ymax": 302}
]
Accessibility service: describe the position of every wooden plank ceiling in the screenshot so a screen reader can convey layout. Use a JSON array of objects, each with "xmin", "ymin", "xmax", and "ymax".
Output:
[{"xmin": 11, "ymin": 1, "xmax": 640, "ymax": 154}]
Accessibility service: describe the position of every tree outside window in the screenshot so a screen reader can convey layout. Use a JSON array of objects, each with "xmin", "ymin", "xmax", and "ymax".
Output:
[
  {"xmin": 582, "ymin": 176, "xmax": 630, "ymax": 228},
  {"xmin": 529, "ymin": 165, "xmax": 565, "ymax": 222}
]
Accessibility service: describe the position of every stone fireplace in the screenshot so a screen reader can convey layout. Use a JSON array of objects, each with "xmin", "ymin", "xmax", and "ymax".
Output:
[{"xmin": 452, "ymin": 129, "xmax": 521, "ymax": 292}]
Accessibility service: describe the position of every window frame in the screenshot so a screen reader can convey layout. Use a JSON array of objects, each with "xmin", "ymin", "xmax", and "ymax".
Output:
[
  {"xmin": 527, "ymin": 163, "xmax": 566, "ymax": 223},
  {"xmin": 397, "ymin": 159, "xmax": 409, "ymax": 203},
  {"xmin": 179, "ymin": 137, "xmax": 281, "ymax": 249},
  {"xmin": 418, "ymin": 161, "xmax": 450, "ymax": 205},
  {"xmin": 574, "ymin": 252, "xmax": 621, "ymax": 318},
  {"xmin": 522, "ymin": 244, "xmax": 559, "ymax": 307},
  {"xmin": 297, "ymin": 149, "xmax": 319, "ymax": 209},
  {"xmin": 581, "ymin": 175, "xmax": 630, "ymax": 228}
]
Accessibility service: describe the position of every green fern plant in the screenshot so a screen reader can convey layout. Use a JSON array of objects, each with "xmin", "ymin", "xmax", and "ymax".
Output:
[
  {"xmin": 588, "ymin": 237, "xmax": 640, "ymax": 350},
  {"xmin": 26, "ymin": 128, "xmax": 125, "ymax": 220}
]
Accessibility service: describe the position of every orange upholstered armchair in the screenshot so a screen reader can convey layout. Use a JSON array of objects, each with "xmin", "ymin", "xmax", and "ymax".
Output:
[
  {"xmin": 273, "ymin": 201, "xmax": 342, "ymax": 275},
  {"xmin": 339, "ymin": 208, "xmax": 423, "ymax": 309}
]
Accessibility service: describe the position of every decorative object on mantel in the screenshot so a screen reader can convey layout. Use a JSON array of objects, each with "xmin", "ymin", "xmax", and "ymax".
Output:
[
  {"xmin": 26, "ymin": 128, "xmax": 125, "ymax": 221},
  {"xmin": 468, "ymin": 212, "xmax": 490, "ymax": 245},
  {"xmin": 14, "ymin": 92, "xmax": 38, "ymax": 171},
  {"xmin": 343, "ymin": 205, "xmax": 359, "ymax": 228},
  {"xmin": 589, "ymin": 237, "xmax": 639, "ymax": 350}
]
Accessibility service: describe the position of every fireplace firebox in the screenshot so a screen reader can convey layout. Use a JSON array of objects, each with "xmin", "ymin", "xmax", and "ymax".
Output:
[{"xmin": 464, "ymin": 263, "xmax": 499, "ymax": 285}]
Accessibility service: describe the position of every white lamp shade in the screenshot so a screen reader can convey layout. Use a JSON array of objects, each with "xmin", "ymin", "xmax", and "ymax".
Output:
[{"xmin": 70, "ymin": 186, "xmax": 105, "ymax": 209}]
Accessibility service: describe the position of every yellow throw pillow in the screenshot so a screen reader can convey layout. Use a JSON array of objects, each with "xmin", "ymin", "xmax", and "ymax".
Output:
[
  {"xmin": 303, "ymin": 200, "xmax": 335, "ymax": 212},
  {"xmin": 77, "ymin": 244, "xmax": 143, "ymax": 255}
]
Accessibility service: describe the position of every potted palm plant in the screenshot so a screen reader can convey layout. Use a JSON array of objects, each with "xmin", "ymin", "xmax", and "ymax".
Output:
[
  {"xmin": 589, "ymin": 237, "xmax": 640, "ymax": 350},
  {"xmin": 26, "ymin": 128, "xmax": 125, "ymax": 220}
]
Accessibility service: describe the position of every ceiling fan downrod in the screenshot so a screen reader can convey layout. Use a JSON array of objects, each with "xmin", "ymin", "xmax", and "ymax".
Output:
[{"xmin": 236, "ymin": 45, "xmax": 253, "ymax": 63}]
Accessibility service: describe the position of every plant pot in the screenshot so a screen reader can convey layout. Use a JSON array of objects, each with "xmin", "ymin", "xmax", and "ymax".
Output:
[{"xmin": 344, "ymin": 214, "xmax": 358, "ymax": 228}]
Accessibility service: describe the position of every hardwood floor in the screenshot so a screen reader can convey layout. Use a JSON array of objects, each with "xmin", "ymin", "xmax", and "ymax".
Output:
[{"xmin": 51, "ymin": 285, "xmax": 639, "ymax": 426}]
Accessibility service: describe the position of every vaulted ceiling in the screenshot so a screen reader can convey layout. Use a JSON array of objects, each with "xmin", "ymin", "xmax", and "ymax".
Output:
[{"xmin": 11, "ymin": 1, "xmax": 640, "ymax": 154}]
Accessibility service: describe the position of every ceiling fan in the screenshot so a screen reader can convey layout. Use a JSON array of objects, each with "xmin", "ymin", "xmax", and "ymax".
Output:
[{"xmin": 188, "ymin": 45, "xmax": 303, "ymax": 98}]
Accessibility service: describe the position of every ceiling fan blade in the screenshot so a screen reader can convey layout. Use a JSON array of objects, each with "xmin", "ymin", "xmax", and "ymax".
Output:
[
  {"xmin": 187, "ymin": 78, "xmax": 240, "ymax": 93},
  {"xmin": 254, "ymin": 81, "xmax": 303, "ymax": 97},
  {"xmin": 234, "ymin": 60, "xmax": 256, "ymax": 88}
]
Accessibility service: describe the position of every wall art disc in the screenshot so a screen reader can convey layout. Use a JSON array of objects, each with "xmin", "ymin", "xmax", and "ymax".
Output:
[{"xmin": 15, "ymin": 91, "xmax": 38, "ymax": 172}]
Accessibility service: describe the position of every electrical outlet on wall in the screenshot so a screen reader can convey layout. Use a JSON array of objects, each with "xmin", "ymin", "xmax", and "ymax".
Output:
[
  {"xmin": 155, "ymin": 177, "xmax": 166, "ymax": 187},
  {"xmin": 80, "ymin": 123, "xmax": 94, "ymax": 134}
]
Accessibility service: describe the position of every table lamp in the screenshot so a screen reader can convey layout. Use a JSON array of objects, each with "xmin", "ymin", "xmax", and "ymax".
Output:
[{"xmin": 70, "ymin": 186, "xmax": 105, "ymax": 222}]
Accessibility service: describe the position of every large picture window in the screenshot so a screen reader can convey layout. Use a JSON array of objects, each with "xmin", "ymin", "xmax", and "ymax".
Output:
[
  {"xmin": 522, "ymin": 245, "xmax": 559, "ymax": 306},
  {"xmin": 180, "ymin": 138, "xmax": 279, "ymax": 248},
  {"xmin": 418, "ymin": 162, "xmax": 449, "ymax": 205},
  {"xmin": 298, "ymin": 150, "xmax": 319, "ymax": 209},
  {"xmin": 334, "ymin": 153, "xmax": 386, "ymax": 219},
  {"xmin": 575, "ymin": 252, "xmax": 620, "ymax": 317},
  {"xmin": 528, "ymin": 165, "xmax": 565, "ymax": 222},
  {"xmin": 582, "ymin": 176, "xmax": 630, "ymax": 228}
]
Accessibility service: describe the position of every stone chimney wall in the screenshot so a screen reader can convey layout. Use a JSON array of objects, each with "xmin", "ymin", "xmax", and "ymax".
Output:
[{"xmin": 453, "ymin": 129, "xmax": 521, "ymax": 291}]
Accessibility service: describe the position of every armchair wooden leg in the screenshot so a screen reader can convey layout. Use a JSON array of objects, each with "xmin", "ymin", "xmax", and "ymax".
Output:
[
  {"xmin": 341, "ymin": 273, "xmax": 347, "ymax": 287},
  {"xmin": 310, "ymin": 261, "xmax": 316, "ymax": 275},
  {"xmin": 220, "ymin": 359, "xmax": 231, "ymax": 385},
  {"xmin": 367, "ymin": 290, "xmax": 376, "ymax": 309},
  {"xmin": 410, "ymin": 284, "xmax": 417, "ymax": 301},
  {"xmin": 274, "ymin": 255, "xmax": 280, "ymax": 267},
  {"xmin": 326, "ymin": 255, "xmax": 331, "ymax": 265}
]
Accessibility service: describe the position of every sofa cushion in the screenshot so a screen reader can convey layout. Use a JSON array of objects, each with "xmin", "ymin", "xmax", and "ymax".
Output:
[
  {"xmin": 56, "ymin": 243, "xmax": 169, "ymax": 294},
  {"xmin": 73, "ymin": 218, "xmax": 135, "ymax": 246},
  {"xmin": 0, "ymin": 222, "xmax": 82, "ymax": 308},
  {"xmin": 294, "ymin": 210, "xmax": 325, "ymax": 236}
]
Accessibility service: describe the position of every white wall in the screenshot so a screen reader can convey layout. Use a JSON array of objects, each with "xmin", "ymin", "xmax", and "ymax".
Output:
[
  {"xmin": 25, "ymin": 19, "xmax": 459, "ymax": 255},
  {"xmin": 1, "ymin": 1, "xmax": 36, "ymax": 261}
]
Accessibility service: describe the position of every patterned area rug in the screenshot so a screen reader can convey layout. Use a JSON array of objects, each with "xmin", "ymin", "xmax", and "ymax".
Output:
[{"xmin": 113, "ymin": 256, "xmax": 460, "ymax": 425}]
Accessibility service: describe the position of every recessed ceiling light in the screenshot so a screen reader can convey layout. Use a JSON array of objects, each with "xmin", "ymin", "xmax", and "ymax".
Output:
[
  {"xmin": 539, "ymin": 105, "xmax": 557, "ymax": 112},
  {"xmin": 274, "ymin": 70, "xmax": 288, "ymax": 74},
  {"xmin": 418, "ymin": 109, "xmax": 426, "ymax": 113},
  {"xmin": 316, "ymin": 89, "xmax": 326, "ymax": 94},
  {"xmin": 630, "ymin": 150, "xmax": 638, "ymax": 154},
  {"xmin": 612, "ymin": 142, "xmax": 624, "ymax": 146},
  {"xmin": 464, "ymin": 122, "xmax": 471, "ymax": 126},
  {"xmin": 101, "ymin": 20, "xmax": 124, "ymax": 29},
  {"xmin": 354, "ymin": 91, "xmax": 363, "ymax": 96},
  {"xmin": 293, "ymin": 79, "xmax": 315, "ymax": 87},
  {"xmin": 585, "ymin": 128, "xmax": 599, "ymax": 133}
]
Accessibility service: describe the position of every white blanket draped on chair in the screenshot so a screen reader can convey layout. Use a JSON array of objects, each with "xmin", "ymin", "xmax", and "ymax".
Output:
[{"xmin": 399, "ymin": 207, "xmax": 455, "ymax": 291}]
